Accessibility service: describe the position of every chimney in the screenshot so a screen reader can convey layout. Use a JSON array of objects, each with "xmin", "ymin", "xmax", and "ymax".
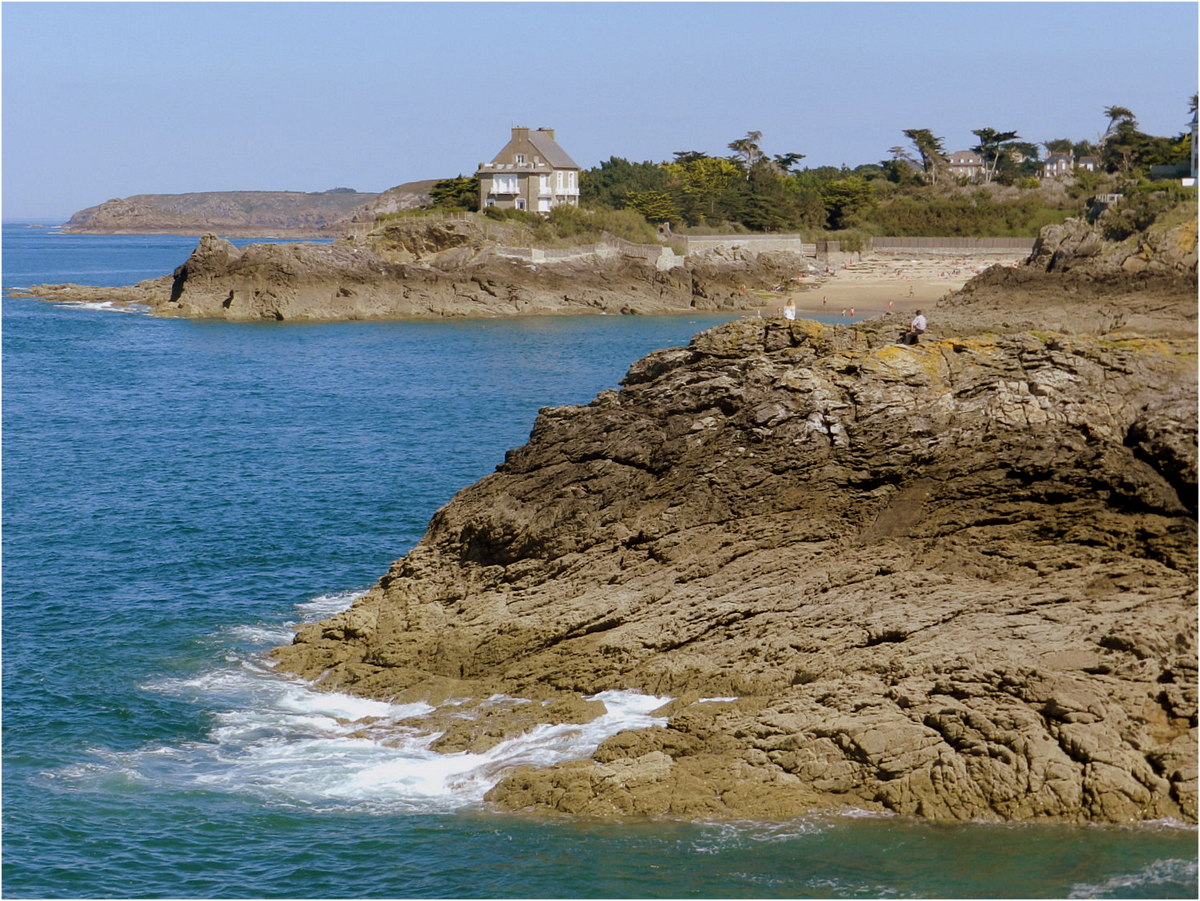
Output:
[
  {"xmin": 512, "ymin": 126, "xmax": 530, "ymax": 141},
  {"xmin": 537, "ymin": 127, "xmax": 555, "ymax": 141}
]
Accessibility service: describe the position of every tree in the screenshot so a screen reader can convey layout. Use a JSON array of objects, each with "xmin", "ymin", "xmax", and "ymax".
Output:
[
  {"xmin": 1101, "ymin": 115, "xmax": 1171, "ymax": 175},
  {"xmin": 771, "ymin": 152, "xmax": 807, "ymax": 174},
  {"xmin": 663, "ymin": 156, "xmax": 742, "ymax": 224},
  {"xmin": 1001, "ymin": 141, "xmax": 1042, "ymax": 182},
  {"xmin": 727, "ymin": 130, "xmax": 764, "ymax": 171},
  {"xmin": 903, "ymin": 128, "xmax": 947, "ymax": 185},
  {"xmin": 881, "ymin": 146, "xmax": 921, "ymax": 185},
  {"xmin": 428, "ymin": 175, "xmax": 479, "ymax": 210},
  {"xmin": 1101, "ymin": 106, "xmax": 1136, "ymax": 146},
  {"xmin": 822, "ymin": 176, "xmax": 876, "ymax": 230},
  {"xmin": 580, "ymin": 157, "xmax": 669, "ymax": 209},
  {"xmin": 971, "ymin": 128, "xmax": 1021, "ymax": 183},
  {"xmin": 623, "ymin": 189, "xmax": 679, "ymax": 224}
]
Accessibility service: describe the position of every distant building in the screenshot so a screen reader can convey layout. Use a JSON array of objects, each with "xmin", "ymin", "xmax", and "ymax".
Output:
[
  {"xmin": 947, "ymin": 150, "xmax": 985, "ymax": 181},
  {"xmin": 476, "ymin": 127, "xmax": 581, "ymax": 213},
  {"xmin": 1076, "ymin": 156, "xmax": 1099, "ymax": 172},
  {"xmin": 1043, "ymin": 152, "xmax": 1075, "ymax": 178}
]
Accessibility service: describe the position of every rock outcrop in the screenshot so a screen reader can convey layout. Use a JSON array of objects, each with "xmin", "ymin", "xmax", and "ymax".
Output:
[
  {"xmin": 16, "ymin": 227, "xmax": 812, "ymax": 320},
  {"xmin": 273, "ymin": 299, "xmax": 1197, "ymax": 822},
  {"xmin": 151, "ymin": 233, "xmax": 802, "ymax": 320},
  {"xmin": 934, "ymin": 203, "xmax": 1198, "ymax": 342}
]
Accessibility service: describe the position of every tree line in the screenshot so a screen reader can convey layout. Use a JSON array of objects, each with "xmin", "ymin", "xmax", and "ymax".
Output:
[{"xmin": 426, "ymin": 99, "xmax": 1196, "ymax": 238}]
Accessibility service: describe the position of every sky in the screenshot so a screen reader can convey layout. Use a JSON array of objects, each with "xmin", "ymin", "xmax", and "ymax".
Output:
[{"xmin": 2, "ymin": 0, "xmax": 1197, "ymax": 219}]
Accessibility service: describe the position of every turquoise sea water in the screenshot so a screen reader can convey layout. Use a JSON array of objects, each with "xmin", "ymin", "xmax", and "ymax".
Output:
[{"xmin": 2, "ymin": 222, "xmax": 1196, "ymax": 899}]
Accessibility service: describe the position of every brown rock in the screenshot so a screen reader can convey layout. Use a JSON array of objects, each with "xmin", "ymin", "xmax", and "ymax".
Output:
[{"xmin": 273, "ymin": 307, "xmax": 1196, "ymax": 824}]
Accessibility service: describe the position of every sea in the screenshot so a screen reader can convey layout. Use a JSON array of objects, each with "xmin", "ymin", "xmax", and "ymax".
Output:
[{"xmin": 1, "ymin": 221, "xmax": 1196, "ymax": 899}]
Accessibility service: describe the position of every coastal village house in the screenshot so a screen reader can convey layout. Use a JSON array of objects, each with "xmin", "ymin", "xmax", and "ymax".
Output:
[
  {"xmin": 947, "ymin": 150, "xmax": 985, "ymax": 181},
  {"xmin": 1043, "ymin": 152, "xmax": 1074, "ymax": 177},
  {"xmin": 1043, "ymin": 153, "xmax": 1097, "ymax": 178},
  {"xmin": 476, "ymin": 127, "xmax": 580, "ymax": 213}
]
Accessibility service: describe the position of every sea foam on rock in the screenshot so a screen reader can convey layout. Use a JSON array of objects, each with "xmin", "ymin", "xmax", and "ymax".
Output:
[{"xmin": 274, "ymin": 300, "xmax": 1197, "ymax": 823}]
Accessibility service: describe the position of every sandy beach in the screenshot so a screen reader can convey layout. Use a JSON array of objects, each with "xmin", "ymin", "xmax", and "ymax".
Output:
[{"xmin": 752, "ymin": 251, "xmax": 1029, "ymax": 320}]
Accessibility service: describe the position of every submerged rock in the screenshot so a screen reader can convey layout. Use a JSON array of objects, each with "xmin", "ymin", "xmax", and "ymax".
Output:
[{"xmin": 273, "ymin": 306, "xmax": 1197, "ymax": 823}]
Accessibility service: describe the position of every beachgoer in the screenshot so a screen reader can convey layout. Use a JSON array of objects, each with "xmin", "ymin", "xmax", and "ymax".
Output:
[
  {"xmin": 783, "ymin": 298, "xmax": 796, "ymax": 320},
  {"xmin": 901, "ymin": 309, "xmax": 927, "ymax": 345}
]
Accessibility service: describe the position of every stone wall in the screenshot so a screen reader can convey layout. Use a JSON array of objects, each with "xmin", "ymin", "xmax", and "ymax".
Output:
[{"xmin": 684, "ymin": 234, "xmax": 813, "ymax": 256}]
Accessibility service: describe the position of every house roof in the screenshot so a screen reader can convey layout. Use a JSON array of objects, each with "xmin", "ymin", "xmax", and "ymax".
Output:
[
  {"xmin": 528, "ymin": 131, "xmax": 579, "ymax": 169},
  {"xmin": 484, "ymin": 127, "xmax": 580, "ymax": 171}
]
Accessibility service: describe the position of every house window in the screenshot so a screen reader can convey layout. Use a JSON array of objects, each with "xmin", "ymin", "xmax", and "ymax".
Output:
[
  {"xmin": 540, "ymin": 174, "xmax": 550, "ymax": 194},
  {"xmin": 493, "ymin": 174, "xmax": 519, "ymax": 194},
  {"xmin": 516, "ymin": 154, "xmax": 526, "ymax": 164},
  {"xmin": 516, "ymin": 199, "xmax": 526, "ymax": 210}
]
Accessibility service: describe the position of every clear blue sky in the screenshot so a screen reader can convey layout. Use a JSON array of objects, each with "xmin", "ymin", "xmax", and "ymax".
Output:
[{"xmin": 3, "ymin": 1, "xmax": 1197, "ymax": 219}]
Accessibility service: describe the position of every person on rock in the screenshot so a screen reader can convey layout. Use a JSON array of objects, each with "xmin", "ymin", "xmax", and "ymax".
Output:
[
  {"xmin": 901, "ymin": 309, "xmax": 927, "ymax": 345},
  {"xmin": 783, "ymin": 298, "xmax": 796, "ymax": 321}
]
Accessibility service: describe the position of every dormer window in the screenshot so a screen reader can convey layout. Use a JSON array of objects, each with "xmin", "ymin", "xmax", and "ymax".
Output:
[{"xmin": 515, "ymin": 154, "xmax": 526, "ymax": 164}]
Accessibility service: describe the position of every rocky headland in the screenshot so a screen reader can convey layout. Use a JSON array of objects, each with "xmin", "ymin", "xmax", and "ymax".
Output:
[
  {"xmin": 270, "ymin": 207, "xmax": 1198, "ymax": 824},
  {"xmin": 59, "ymin": 182, "xmax": 445, "ymax": 238},
  {"xmin": 14, "ymin": 216, "xmax": 816, "ymax": 320},
  {"xmin": 61, "ymin": 189, "xmax": 385, "ymax": 238}
]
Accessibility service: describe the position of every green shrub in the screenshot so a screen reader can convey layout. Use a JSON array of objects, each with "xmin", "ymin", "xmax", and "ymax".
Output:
[
  {"xmin": 873, "ymin": 195, "xmax": 1076, "ymax": 236},
  {"xmin": 1100, "ymin": 192, "xmax": 1177, "ymax": 241},
  {"xmin": 547, "ymin": 205, "xmax": 659, "ymax": 244}
]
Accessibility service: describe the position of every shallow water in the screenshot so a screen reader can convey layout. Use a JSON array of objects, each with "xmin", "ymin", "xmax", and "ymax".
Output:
[{"xmin": 2, "ymin": 222, "xmax": 1196, "ymax": 898}]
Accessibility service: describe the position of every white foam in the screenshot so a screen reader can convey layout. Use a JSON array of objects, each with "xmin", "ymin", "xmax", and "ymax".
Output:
[
  {"xmin": 58, "ymin": 300, "xmax": 148, "ymax": 314},
  {"xmin": 294, "ymin": 589, "xmax": 365, "ymax": 621},
  {"xmin": 1068, "ymin": 858, "xmax": 1198, "ymax": 898},
  {"xmin": 77, "ymin": 593, "xmax": 672, "ymax": 813}
]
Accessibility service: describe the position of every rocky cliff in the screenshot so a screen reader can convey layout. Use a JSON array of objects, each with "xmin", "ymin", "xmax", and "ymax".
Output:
[{"xmin": 272, "ymin": 270, "xmax": 1197, "ymax": 824}]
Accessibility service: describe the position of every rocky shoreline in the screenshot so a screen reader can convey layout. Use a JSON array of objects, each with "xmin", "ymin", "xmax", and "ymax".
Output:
[
  {"xmin": 15, "ymin": 206, "xmax": 1198, "ymax": 824},
  {"xmin": 269, "ymin": 209, "xmax": 1197, "ymax": 825},
  {"xmin": 9, "ymin": 232, "xmax": 811, "ymax": 320}
]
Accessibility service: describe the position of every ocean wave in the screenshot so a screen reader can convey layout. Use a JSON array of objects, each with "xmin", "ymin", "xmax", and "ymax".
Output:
[
  {"xmin": 1069, "ymin": 858, "xmax": 1199, "ymax": 898},
  {"xmin": 57, "ymin": 300, "xmax": 149, "ymax": 314},
  {"xmin": 57, "ymin": 592, "xmax": 670, "ymax": 814}
]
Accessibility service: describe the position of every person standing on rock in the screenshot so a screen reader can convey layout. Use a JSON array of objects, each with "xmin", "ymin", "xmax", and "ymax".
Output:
[
  {"xmin": 901, "ymin": 309, "xmax": 927, "ymax": 345},
  {"xmin": 783, "ymin": 298, "xmax": 796, "ymax": 320}
]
